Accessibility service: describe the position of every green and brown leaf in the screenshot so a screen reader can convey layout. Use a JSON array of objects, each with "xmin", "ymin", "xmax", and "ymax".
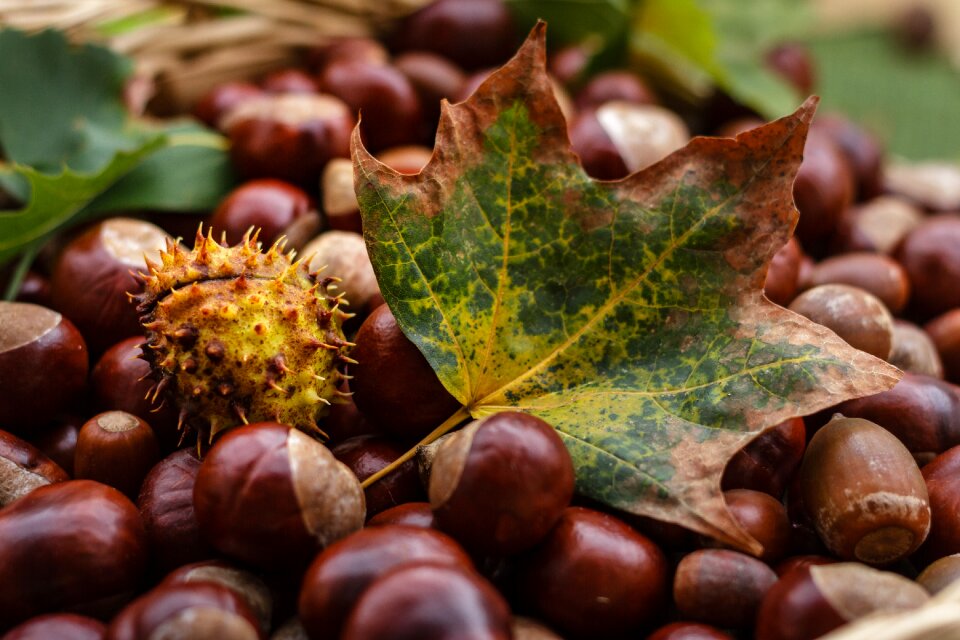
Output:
[{"xmin": 353, "ymin": 24, "xmax": 900, "ymax": 552}]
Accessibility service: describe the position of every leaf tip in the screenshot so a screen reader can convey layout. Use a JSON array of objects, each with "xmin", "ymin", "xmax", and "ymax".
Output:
[{"xmin": 796, "ymin": 94, "xmax": 820, "ymax": 125}]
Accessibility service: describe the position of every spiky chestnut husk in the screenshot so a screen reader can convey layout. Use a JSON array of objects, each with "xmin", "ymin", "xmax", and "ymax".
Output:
[{"xmin": 132, "ymin": 228, "xmax": 355, "ymax": 443}]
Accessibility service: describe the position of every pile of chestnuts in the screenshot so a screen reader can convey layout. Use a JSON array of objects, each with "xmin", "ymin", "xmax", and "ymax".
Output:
[{"xmin": 2, "ymin": 0, "xmax": 960, "ymax": 637}]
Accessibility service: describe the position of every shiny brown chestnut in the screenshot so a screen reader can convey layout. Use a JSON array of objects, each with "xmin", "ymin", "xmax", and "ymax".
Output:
[
  {"xmin": 835, "ymin": 373, "xmax": 960, "ymax": 456},
  {"xmin": 804, "ymin": 253, "xmax": 911, "ymax": 315},
  {"xmin": 91, "ymin": 336, "xmax": 177, "ymax": 449},
  {"xmin": 0, "ymin": 302, "xmax": 88, "ymax": 431},
  {"xmin": 222, "ymin": 93, "xmax": 353, "ymax": 187},
  {"xmin": 317, "ymin": 60, "xmax": 421, "ymax": 151},
  {"xmin": 575, "ymin": 70, "xmax": 657, "ymax": 111},
  {"xmin": 106, "ymin": 582, "xmax": 261, "ymax": 640},
  {"xmin": 755, "ymin": 563, "xmax": 929, "ymax": 640},
  {"xmin": 916, "ymin": 446, "xmax": 960, "ymax": 564},
  {"xmin": 341, "ymin": 563, "xmax": 511, "ymax": 640},
  {"xmin": 137, "ymin": 449, "xmax": 210, "ymax": 573},
  {"xmin": 389, "ymin": 0, "xmax": 517, "ymax": 71},
  {"xmin": 3, "ymin": 613, "xmax": 106, "ymax": 640},
  {"xmin": 773, "ymin": 554, "xmax": 835, "ymax": 577},
  {"xmin": 896, "ymin": 214, "xmax": 960, "ymax": 319},
  {"xmin": 429, "ymin": 412, "xmax": 574, "ymax": 556},
  {"xmin": 350, "ymin": 304, "xmax": 462, "ymax": 440},
  {"xmin": 517, "ymin": 506, "xmax": 669, "ymax": 638},
  {"xmin": 570, "ymin": 103, "xmax": 689, "ymax": 180},
  {"xmin": 49, "ymin": 218, "xmax": 170, "ymax": 352},
  {"xmin": 646, "ymin": 622, "xmax": 734, "ymax": 640},
  {"xmin": 925, "ymin": 309, "xmax": 960, "ymax": 384},
  {"xmin": 298, "ymin": 524, "xmax": 473, "ymax": 639},
  {"xmin": 319, "ymin": 381, "xmax": 379, "ymax": 442},
  {"xmin": 722, "ymin": 416, "xmax": 806, "ymax": 499},
  {"xmin": 331, "ymin": 435, "xmax": 425, "ymax": 518},
  {"xmin": 792, "ymin": 129, "xmax": 855, "ymax": 250},
  {"xmin": 917, "ymin": 553, "xmax": 960, "ymax": 594},
  {"xmin": 0, "ymin": 429, "xmax": 68, "ymax": 507},
  {"xmin": 193, "ymin": 422, "xmax": 365, "ymax": 570},
  {"xmin": 302, "ymin": 231, "xmax": 380, "ymax": 313},
  {"xmin": 75, "ymin": 411, "xmax": 160, "ymax": 500},
  {"xmin": 161, "ymin": 561, "xmax": 272, "ymax": 635},
  {"xmin": 192, "ymin": 81, "xmax": 263, "ymax": 129},
  {"xmin": 673, "ymin": 549, "xmax": 778, "ymax": 629},
  {"xmin": 831, "ymin": 196, "xmax": 925, "ymax": 255},
  {"xmin": 209, "ymin": 179, "xmax": 319, "ymax": 249},
  {"xmin": 0, "ymin": 480, "xmax": 147, "ymax": 626},
  {"xmin": 367, "ymin": 501, "xmax": 436, "ymax": 528},
  {"xmin": 31, "ymin": 415, "xmax": 81, "ymax": 476},
  {"xmin": 813, "ymin": 114, "xmax": 884, "ymax": 201},
  {"xmin": 764, "ymin": 237, "xmax": 804, "ymax": 307},
  {"xmin": 568, "ymin": 108, "xmax": 628, "ymax": 180},
  {"xmin": 788, "ymin": 284, "xmax": 894, "ymax": 359},
  {"xmin": 713, "ymin": 489, "xmax": 790, "ymax": 563},
  {"xmin": 889, "ymin": 321, "xmax": 944, "ymax": 378},
  {"xmin": 799, "ymin": 415, "xmax": 931, "ymax": 564}
]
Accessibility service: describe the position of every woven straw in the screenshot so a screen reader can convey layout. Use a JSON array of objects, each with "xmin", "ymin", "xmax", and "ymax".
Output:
[{"xmin": 0, "ymin": 0, "xmax": 429, "ymax": 113}]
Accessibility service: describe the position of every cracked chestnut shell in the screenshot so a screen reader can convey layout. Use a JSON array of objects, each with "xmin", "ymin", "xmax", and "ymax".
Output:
[
  {"xmin": 223, "ymin": 93, "xmax": 353, "ymax": 187},
  {"xmin": 429, "ymin": 411, "xmax": 574, "ymax": 556},
  {"xmin": 798, "ymin": 415, "xmax": 931, "ymax": 564},
  {"xmin": 50, "ymin": 218, "xmax": 170, "ymax": 352},
  {"xmin": 193, "ymin": 422, "xmax": 365, "ymax": 570},
  {"xmin": 0, "ymin": 428, "xmax": 68, "ymax": 507},
  {"xmin": 0, "ymin": 302, "xmax": 88, "ymax": 432},
  {"xmin": 106, "ymin": 582, "xmax": 262, "ymax": 640},
  {"xmin": 755, "ymin": 563, "xmax": 928, "ymax": 640}
]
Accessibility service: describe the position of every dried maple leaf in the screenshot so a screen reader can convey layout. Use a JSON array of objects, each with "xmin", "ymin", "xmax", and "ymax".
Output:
[{"xmin": 352, "ymin": 23, "xmax": 901, "ymax": 552}]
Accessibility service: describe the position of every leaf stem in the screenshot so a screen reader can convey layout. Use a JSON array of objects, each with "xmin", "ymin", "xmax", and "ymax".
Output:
[
  {"xmin": 360, "ymin": 405, "xmax": 472, "ymax": 489},
  {"xmin": 2, "ymin": 242, "xmax": 40, "ymax": 301}
]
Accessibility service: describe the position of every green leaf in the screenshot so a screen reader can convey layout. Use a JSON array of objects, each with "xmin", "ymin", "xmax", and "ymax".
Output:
[
  {"xmin": 806, "ymin": 29, "xmax": 960, "ymax": 162},
  {"xmin": 631, "ymin": 0, "xmax": 809, "ymax": 118},
  {"xmin": 354, "ymin": 25, "xmax": 900, "ymax": 551},
  {"xmin": 506, "ymin": 0, "xmax": 634, "ymax": 48},
  {"xmin": 0, "ymin": 137, "xmax": 166, "ymax": 267},
  {"xmin": 0, "ymin": 28, "xmax": 236, "ymax": 279},
  {"xmin": 88, "ymin": 122, "xmax": 236, "ymax": 214},
  {"xmin": 0, "ymin": 28, "xmax": 138, "ymax": 173}
]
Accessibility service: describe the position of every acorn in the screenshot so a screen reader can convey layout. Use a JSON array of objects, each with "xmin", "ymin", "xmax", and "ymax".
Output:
[{"xmin": 132, "ymin": 227, "xmax": 354, "ymax": 444}]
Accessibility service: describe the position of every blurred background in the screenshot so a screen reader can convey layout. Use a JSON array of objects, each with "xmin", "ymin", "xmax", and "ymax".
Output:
[{"xmin": 3, "ymin": 0, "xmax": 958, "ymax": 161}]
